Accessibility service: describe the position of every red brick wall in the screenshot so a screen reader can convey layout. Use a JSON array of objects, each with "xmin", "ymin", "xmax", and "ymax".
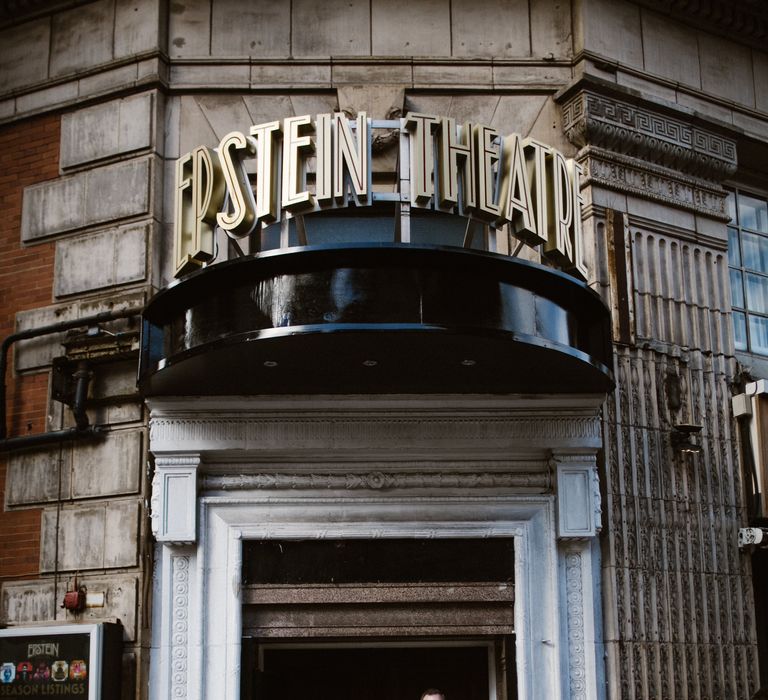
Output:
[{"xmin": 0, "ymin": 113, "xmax": 60, "ymax": 582}]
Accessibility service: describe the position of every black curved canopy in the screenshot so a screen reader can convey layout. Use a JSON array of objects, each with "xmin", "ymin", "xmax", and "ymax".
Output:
[{"xmin": 139, "ymin": 244, "xmax": 613, "ymax": 396}]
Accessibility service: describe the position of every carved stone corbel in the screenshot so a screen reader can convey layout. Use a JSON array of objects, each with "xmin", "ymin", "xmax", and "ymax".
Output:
[
  {"xmin": 150, "ymin": 453, "xmax": 201, "ymax": 544},
  {"xmin": 553, "ymin": 452, "xmax": 601, "ymax": 540}
]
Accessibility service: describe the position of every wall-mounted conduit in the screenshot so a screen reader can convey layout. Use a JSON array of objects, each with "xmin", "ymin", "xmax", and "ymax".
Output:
[{"xmin": 0, "ymin": 308, "xmax": 142, "ymax": 452}]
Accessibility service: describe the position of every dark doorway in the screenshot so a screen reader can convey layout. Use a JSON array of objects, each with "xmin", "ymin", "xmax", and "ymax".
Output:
[{"xmin": 256, "ymin": 644, "xmax": 490, "ymax": 700}]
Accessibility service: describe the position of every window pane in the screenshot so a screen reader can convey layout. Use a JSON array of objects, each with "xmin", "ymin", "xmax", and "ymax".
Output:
[
  {"xmin": 734, "ymin": 311, "xmax": 747, "ymax": 350},
  {"xmin": 728, "ymin": 227, "xmax": 741, "ymax": 266},
  {"xmin": 726, "ymin": 190, "xmax": 737, "ymax": 224},
  {"xmin": 742, "ymin": 232, "xmax": 768, "ymax": 272},
  {"xmin": 730, "ymin": 269, "xmax": 745, "ymax": 308},
  {"xmin": 749, "ymin": 315, "xmax": 768, "ymax": 355},
  {"xmin": 746, "ymin": 273, "xmax": 768, "ymax": 313},
  {"xmin": 739, "ymin": 193, "xmax": 768, "ymax": 233}
]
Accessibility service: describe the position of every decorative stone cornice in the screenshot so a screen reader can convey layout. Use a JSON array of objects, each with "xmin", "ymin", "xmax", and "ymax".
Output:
[
  {"xmin": 149, "ymin": 414, "xmax": 603, "ymax": 455},
  {"xmin": 561, "ymin": 89, "xmax": 737, "ymax": 182},
  {"xmin": 578, "ymin": 146, "xmax": 729, "ymax": 220}
]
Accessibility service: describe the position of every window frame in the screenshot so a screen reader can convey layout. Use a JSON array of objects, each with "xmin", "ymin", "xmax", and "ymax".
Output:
[{"xmin": 727, "ymin": 187, "xmax": 768, "ymax": 356}]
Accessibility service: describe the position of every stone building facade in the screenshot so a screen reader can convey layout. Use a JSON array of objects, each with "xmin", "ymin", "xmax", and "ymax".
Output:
[{"xmin": 0, "ymin": 0, "xmax": 767, "ymax": 698}]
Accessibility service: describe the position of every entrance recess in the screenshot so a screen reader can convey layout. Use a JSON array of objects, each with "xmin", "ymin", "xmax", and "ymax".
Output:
[
  {"xmin": 240, "ymin": 538, "xmax": 516, "ymax": 700},
  {"xmin": 255, "ymin": 643, "xmax": 494, "ymax": 700}
]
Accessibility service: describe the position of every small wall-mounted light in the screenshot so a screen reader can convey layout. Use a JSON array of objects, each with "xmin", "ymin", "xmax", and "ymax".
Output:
[{"xmin": 671, "ymin": 423, "xmax": 702, "ymax": 454}]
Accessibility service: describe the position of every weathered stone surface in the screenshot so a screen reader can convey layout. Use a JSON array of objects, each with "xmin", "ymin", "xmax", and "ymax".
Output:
[
  {"xmin": 577, "ymin": 0, "xmax": 643, "ymax": 69},
  {"xmin": 674, "ymin": 90, "xmax": 734, "ymax": 126},
  {"xmin": 84, "ymin": 158, "xmax": 151, "ymax": 226},
  {"xmin": 530, "ymin": 0, "xmax": 572, "ymax": 59},
  {"xmin": 21, "ymin": 176, "xmax": 87, "ymax": 241},
  {"xmin": 1, "ymin": 580, "xmax": 56, "ymax": 625},
  {"xmin": 616, "ymin": 70, "xmax": 677, "ymax": 104},
  {"xmin": 2, "ymin": 577, "xmax": 138, "ymax": 641},
  {"xmin": 292, "ymin": 0, "xmax": 370, "ymax": 57},
  {"xmin": 7, "ymin": 447, "xmax": 72, "ymax": 506},
  {"xmin": 641, "ymin": 11, "xmax": 700, "ymax": 87},
  {"xmin": 104, "ymin": 501, "xmax": 140, "ymax": 568},
  {"xmin": 76, "ymin": 62, "xmax": 139, "ymax": 97},
  {"xmin": 451, "ymin": 0, "xmax": 529, "ymax": 58},
  {"xmin": 71, "ymin": 430, "xmax": 143, "ymax": 499},
  {"xmin": 211, "ymin": 0, "xmax": 289, "ymax": 56},
  {"xmin": 372, "ymin": 0, "xmax": 450, "ymax": 56},
  {"xmin": 168, "ymin": 0, "xmax": 211, "ymax": 57},
  {"xmin": 54, "ymin": 223, "xmax": 148, "ymax": 297},
  {"xmin": 331, "ymin": 62, "xmax": 412, "ymax": 85},
  {"xmin": 61, "ymin": 93, "xmax": 154, "ymax": 169},
  {"xmin": 22, "ymin": 158, "xmax": 151, "ymax": 242},
  {"xmin": 114, "ymin": 0, "xmax": 163, "ymax": 58},
  {"xmin": 699, "ymin": 34, "xmax": 755, "ymax": 108},
  {"xmin": 413, "ymin": 63, "xmax": 493, "ymax": 88},
  {"xmin": 40, "ymin": 500, "xmax": 140, "ymax": 572},
  {"xmin": 195, "ymin": 95, "xmax": 254, "ymax": 143},
  {"xmin": 0, "ymin": 18, "xmax": 50, "ymax": 93},
  {"xmin": 493, "ymin": 64, "xmax": 571, "ymax": 86},
  {"xmin": 755, "ymin": 49, "xmax": 768, "ymax": 115},
  {"xmin": 61, "ymin": 574, "xmax": 139, "ymax": 640},
  {"xmin": 336, "ymin": 86, "xmax": 403, "ymax": 122},
  {"xmin": 41, "ymin": 506, "xmax": 106, "ymax": 571},
  {"xmin": 49, "ymin": 0, "xmax": 114, "ymax": 78},
  {"xmin": 15, "ymin": 82, "xmax": 81, "ymax": 116},
  {"xmin": 170, "ymin": 63, "xmax": 251, "ymax": 88},
  {"xmin": 251, "ymin": 62, "xmax": 331, "ymax": 88}
]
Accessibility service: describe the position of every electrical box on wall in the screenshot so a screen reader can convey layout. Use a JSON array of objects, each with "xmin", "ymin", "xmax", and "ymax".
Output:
[{"xmin": 0, "ymin": 622, "xmax": 122, "ymax": 698}]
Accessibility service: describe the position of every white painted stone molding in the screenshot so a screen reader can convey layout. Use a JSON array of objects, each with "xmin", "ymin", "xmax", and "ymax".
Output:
[
  {"xmin": 559, "ymin": 540, "xmax": 604, "ymax": 700},
  {"xmin": 151, "ymin": 454, "xmax": 201, "ymax": 544},
  {"xmin": 554, "ymin": 453, "xmax": 601, "ymax": 540}
]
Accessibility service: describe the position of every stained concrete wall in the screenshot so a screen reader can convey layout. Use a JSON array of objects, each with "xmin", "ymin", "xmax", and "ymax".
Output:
[
  {"xmin": 0, "ymin": 0, "xmax": 164, "ymax": 93},
  {"xmin": 573, "ymin": 0, "xmax": 768, "ymax": 121},
  {"xmin": 169, "ymin": 0, "xmax": 572, "ymax": 60}
]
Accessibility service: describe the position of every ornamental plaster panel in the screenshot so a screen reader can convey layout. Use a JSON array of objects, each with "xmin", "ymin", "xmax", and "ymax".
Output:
[
  {"xmin": 565, "ymin": 549, "xmax": 587, "ymax": 699},
  {"xmin": 578, "ymin": 146, "xmax": 728, "ymax": 220},
  {"xmin": 170, "ymin": 555, "xmax": 191, "ymax": 700},
  {"xmin": 561, "ymin": 90, "xmax": 737, "ymax": 182}
]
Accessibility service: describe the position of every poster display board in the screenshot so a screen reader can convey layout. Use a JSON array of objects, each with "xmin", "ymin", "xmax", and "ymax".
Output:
[{"xmin": 0, "ymin": 623, "xmax": 121, "ymax": 698}]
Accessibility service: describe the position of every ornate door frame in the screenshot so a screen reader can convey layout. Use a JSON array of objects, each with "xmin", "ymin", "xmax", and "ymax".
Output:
[{"xmin": 146, "ymin": 395, "xmax": 606, "ymax": 700}]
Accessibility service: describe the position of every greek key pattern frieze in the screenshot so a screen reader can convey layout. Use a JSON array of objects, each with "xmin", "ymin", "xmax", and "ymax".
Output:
[{"xmin": 561, "ymin": 90, "xmax": 737, "ymax": 181}]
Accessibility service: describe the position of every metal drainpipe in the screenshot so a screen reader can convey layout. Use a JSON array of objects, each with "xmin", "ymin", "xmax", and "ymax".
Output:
[{"xmin": 0, "ymin": 308, "xmax": 143, "ymax": 451}]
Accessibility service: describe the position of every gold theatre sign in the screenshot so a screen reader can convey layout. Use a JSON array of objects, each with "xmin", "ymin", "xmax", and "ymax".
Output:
[{"xmin": 174, "ymin": 112, "xmax": 587, "ymax": 278}]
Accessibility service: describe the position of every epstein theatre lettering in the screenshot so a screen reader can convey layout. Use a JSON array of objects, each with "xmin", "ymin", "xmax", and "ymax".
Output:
[{"xmin": 174, "ymin": 112, "xmax": 588, "ymax": 278}]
